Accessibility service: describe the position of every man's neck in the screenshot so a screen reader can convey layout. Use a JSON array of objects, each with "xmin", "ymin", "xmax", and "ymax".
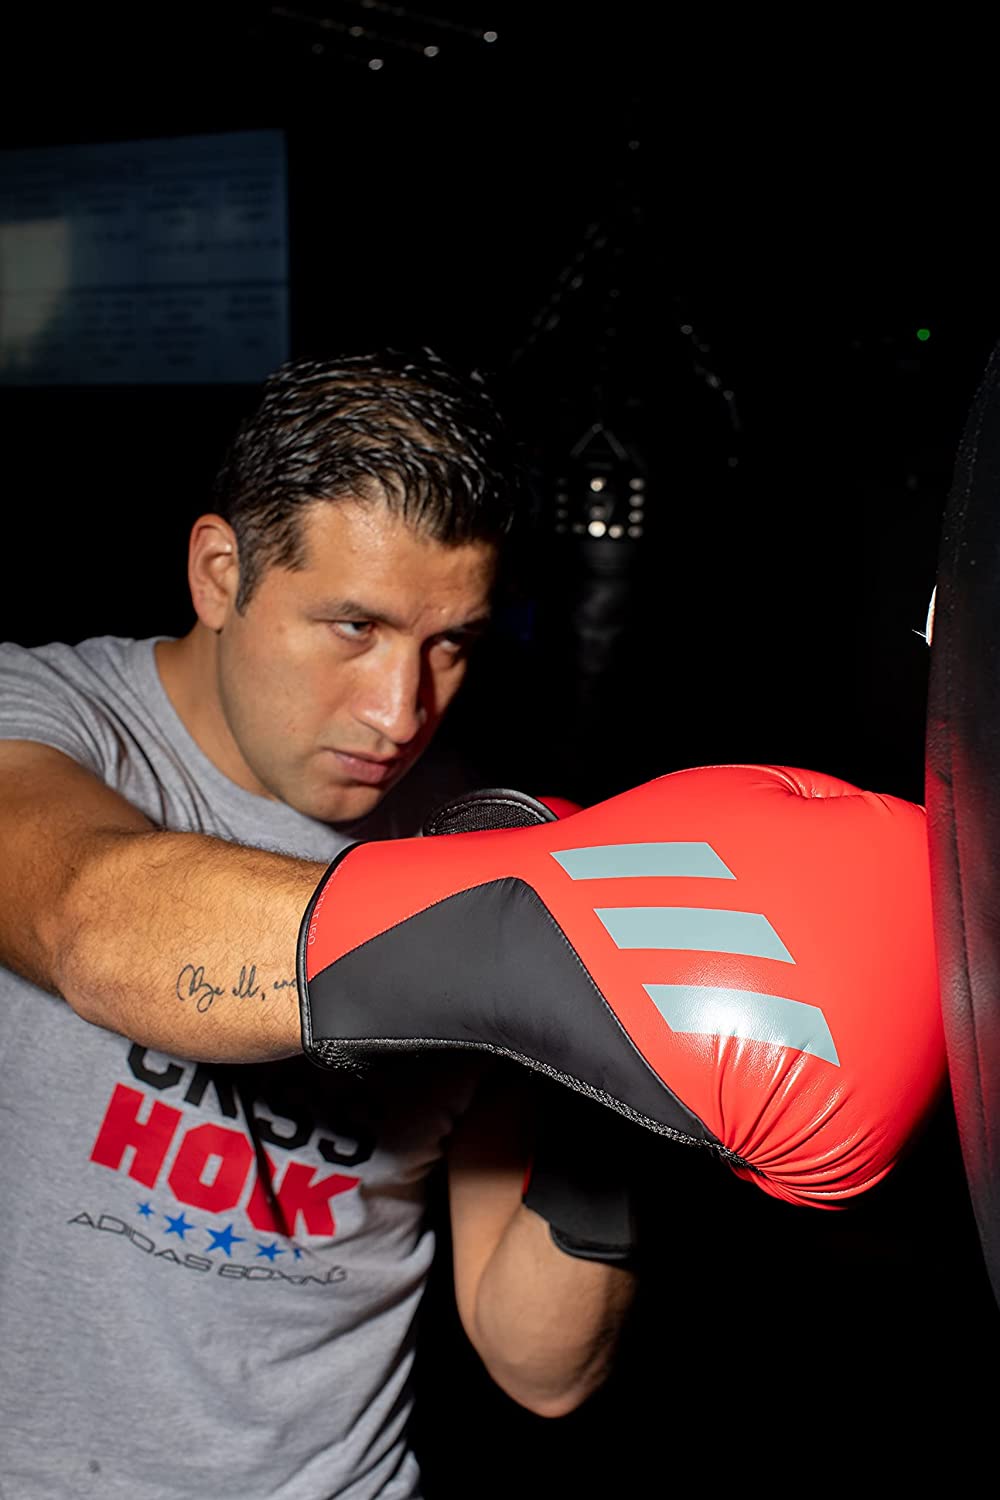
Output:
[{"xmin": 155, "ymin": 627, "xmax": 270, "ymax": 797}]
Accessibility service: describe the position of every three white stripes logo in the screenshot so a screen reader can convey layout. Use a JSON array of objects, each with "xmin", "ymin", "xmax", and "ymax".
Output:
[{"xmin": 550, "ymin": 841, "xmax": 840, "ymax": 1067}]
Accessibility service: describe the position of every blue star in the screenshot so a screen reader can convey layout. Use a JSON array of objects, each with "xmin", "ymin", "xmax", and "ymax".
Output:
[
  {"xmin": 256, "ymin": 1241, "xmax": 285, "ymax": 1261},
  {"xmin": 137, "ymin": 1202, "xmax": 154, "ymax": 1218},
  {"xmin": 206, "ymin": 1224, "xmax": 246, "ymax": 1256},
  {"xmin": 164, "ymin": 1211, "xmax": 196, "ymax": 1240}
]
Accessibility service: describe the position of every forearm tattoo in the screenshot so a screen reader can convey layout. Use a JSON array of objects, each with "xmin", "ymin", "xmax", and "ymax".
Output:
[{"xmin": 175, "ymin": 962, "xmax": 295, "ymax": 1014}]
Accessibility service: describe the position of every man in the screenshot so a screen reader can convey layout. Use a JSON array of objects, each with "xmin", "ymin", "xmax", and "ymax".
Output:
[{"xmin": 0, "ymin": 349, "xmax": 635, "ymax": 1499}]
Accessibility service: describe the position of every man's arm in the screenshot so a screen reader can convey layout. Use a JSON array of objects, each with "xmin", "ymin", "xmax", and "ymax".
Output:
[
  {"xmin": 447, "ymin": 1067, "xmax": 636, "ymax": 1419},
  {"xmin": 0, "ymin": 740, "xmax": 323, "ymax": 1061}
]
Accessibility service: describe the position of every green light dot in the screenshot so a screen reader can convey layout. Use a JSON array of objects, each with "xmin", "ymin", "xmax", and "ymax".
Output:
[{"xmin": 916, "ymin": 327, "xmax": 931, "ymax": 342}]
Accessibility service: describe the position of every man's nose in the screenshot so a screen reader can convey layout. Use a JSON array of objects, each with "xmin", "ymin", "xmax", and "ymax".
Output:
[{"xmin": 354, "ymin": 647, "xmax": 426, "ymax": 747}]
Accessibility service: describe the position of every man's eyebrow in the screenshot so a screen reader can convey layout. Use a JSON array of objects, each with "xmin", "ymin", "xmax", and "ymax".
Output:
[
  {"xmin": 439, "ymin": 613, "xmax": 492, "ymax": 637},
  {"xmin": 319, "ymin": 597, "xmax": 391, "ymax": 623},
  {"xmin": 317, "ymin": 598, "xmax": 492, "ymax": 634}
]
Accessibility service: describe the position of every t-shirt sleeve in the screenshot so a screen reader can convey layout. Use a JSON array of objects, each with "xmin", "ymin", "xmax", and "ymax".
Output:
[{"xmin": 0, "ymin": 641, "xmax": 117, "ymax": 778}]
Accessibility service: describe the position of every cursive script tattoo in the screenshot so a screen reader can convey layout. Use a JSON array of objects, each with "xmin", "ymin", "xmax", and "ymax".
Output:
[
  {"xmin": 272, "ymin": 977, "xmax": 296, "ymax": 990},
  {"xmin": 231, "ymin": 963, "xmax": 261, "ymax": 999},
  {"xmin": 175, "ymin": 964, "xmax": 224, "ymax": 1014}
]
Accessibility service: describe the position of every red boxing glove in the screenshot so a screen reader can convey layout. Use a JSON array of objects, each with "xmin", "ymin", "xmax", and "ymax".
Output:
[{"xmin": 298, "ymin": 765, "xmax": 946, "ymax": 1209}]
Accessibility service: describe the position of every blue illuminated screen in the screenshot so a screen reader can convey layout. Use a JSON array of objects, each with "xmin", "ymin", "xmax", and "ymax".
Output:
[{"xmin": 0, "ymin": 128, "xmax": 289, "ymax": 385}]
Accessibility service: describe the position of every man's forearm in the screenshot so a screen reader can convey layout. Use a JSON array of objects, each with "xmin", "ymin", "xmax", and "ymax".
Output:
[
  {"xmin": 40, "ymin": 828, "xmax": 323, "ymax": 1062},
  {"xmin": 470, "ymin": 1203, "xmax": 636, "ymax": 1417}
]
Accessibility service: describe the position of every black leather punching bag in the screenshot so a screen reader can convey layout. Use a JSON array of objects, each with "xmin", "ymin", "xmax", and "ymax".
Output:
[{"xmin": 926, "ymin": 337, "xmax": 1000, "ymax": 1311}]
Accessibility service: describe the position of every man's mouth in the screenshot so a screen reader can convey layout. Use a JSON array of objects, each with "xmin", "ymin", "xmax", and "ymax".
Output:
[{"xmin": 330, "ymin": 749, "xmax": 402, "ymax": 785}]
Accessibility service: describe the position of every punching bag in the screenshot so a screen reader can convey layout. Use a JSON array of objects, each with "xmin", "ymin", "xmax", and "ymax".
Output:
[{"xmin": 926, "ymin": 336, "xmax": 1000, "ymax": 1310}]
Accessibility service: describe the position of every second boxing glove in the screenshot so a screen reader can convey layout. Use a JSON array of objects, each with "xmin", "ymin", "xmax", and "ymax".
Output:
[{"xmin": 423, "ymin": 786, "xmax": 640, "ymax": 1263}]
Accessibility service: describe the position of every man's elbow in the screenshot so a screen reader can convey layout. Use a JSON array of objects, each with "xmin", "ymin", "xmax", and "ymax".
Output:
[
  {"xmin": 518, "ymin": 1384, "xmax": 596, "ymax": 1420},
  {"xmin": 480, "ymin": 1354, "xmax": 611, "ymax": 1420}
]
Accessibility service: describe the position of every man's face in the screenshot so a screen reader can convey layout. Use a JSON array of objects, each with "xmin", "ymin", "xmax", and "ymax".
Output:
[{"xmin": 215, "ymin": 498, "xmax": 497, "ymax": 823}]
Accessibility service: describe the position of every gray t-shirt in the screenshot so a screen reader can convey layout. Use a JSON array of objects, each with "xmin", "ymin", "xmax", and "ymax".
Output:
[{"xmin": 0, "ymin": 636, "xmax": 482, "ymax": 1500}]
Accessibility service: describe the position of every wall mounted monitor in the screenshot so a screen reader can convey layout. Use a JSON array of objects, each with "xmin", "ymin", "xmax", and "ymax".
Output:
[{"xmin": 0, "ymin": 128, "xmax": 289, "ymax": 385}]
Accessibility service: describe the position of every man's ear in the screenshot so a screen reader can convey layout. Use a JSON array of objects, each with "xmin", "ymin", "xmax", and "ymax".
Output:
[{"xmin": 188, "ymin": 514, "xmax": 240, "ymax": 631}]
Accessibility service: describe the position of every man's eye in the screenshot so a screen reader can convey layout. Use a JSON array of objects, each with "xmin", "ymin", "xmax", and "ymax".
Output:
[
  {"xmin": 436, "ymin": 634, "xmax": 470, "ymax": 657},
  {"xmin": 331, "ymin": 620, "xmax": 373, "ymax": 642}
]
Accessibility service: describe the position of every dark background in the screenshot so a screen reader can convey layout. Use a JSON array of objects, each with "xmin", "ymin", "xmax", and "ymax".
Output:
[{"xmin": 3, "ymin": 6, "xmax": 998, "ymax": 1488}]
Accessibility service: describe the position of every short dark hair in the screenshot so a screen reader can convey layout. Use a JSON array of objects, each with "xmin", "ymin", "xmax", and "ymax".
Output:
[{"xmin": 212, "ymin": 347, "xmax": 522, "ymax": 608}]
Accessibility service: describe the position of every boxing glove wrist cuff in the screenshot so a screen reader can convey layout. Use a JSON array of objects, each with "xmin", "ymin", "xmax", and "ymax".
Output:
[{"xmin": 522, "ymin": 1087, "xmax": 639, "ymax": 1267}]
